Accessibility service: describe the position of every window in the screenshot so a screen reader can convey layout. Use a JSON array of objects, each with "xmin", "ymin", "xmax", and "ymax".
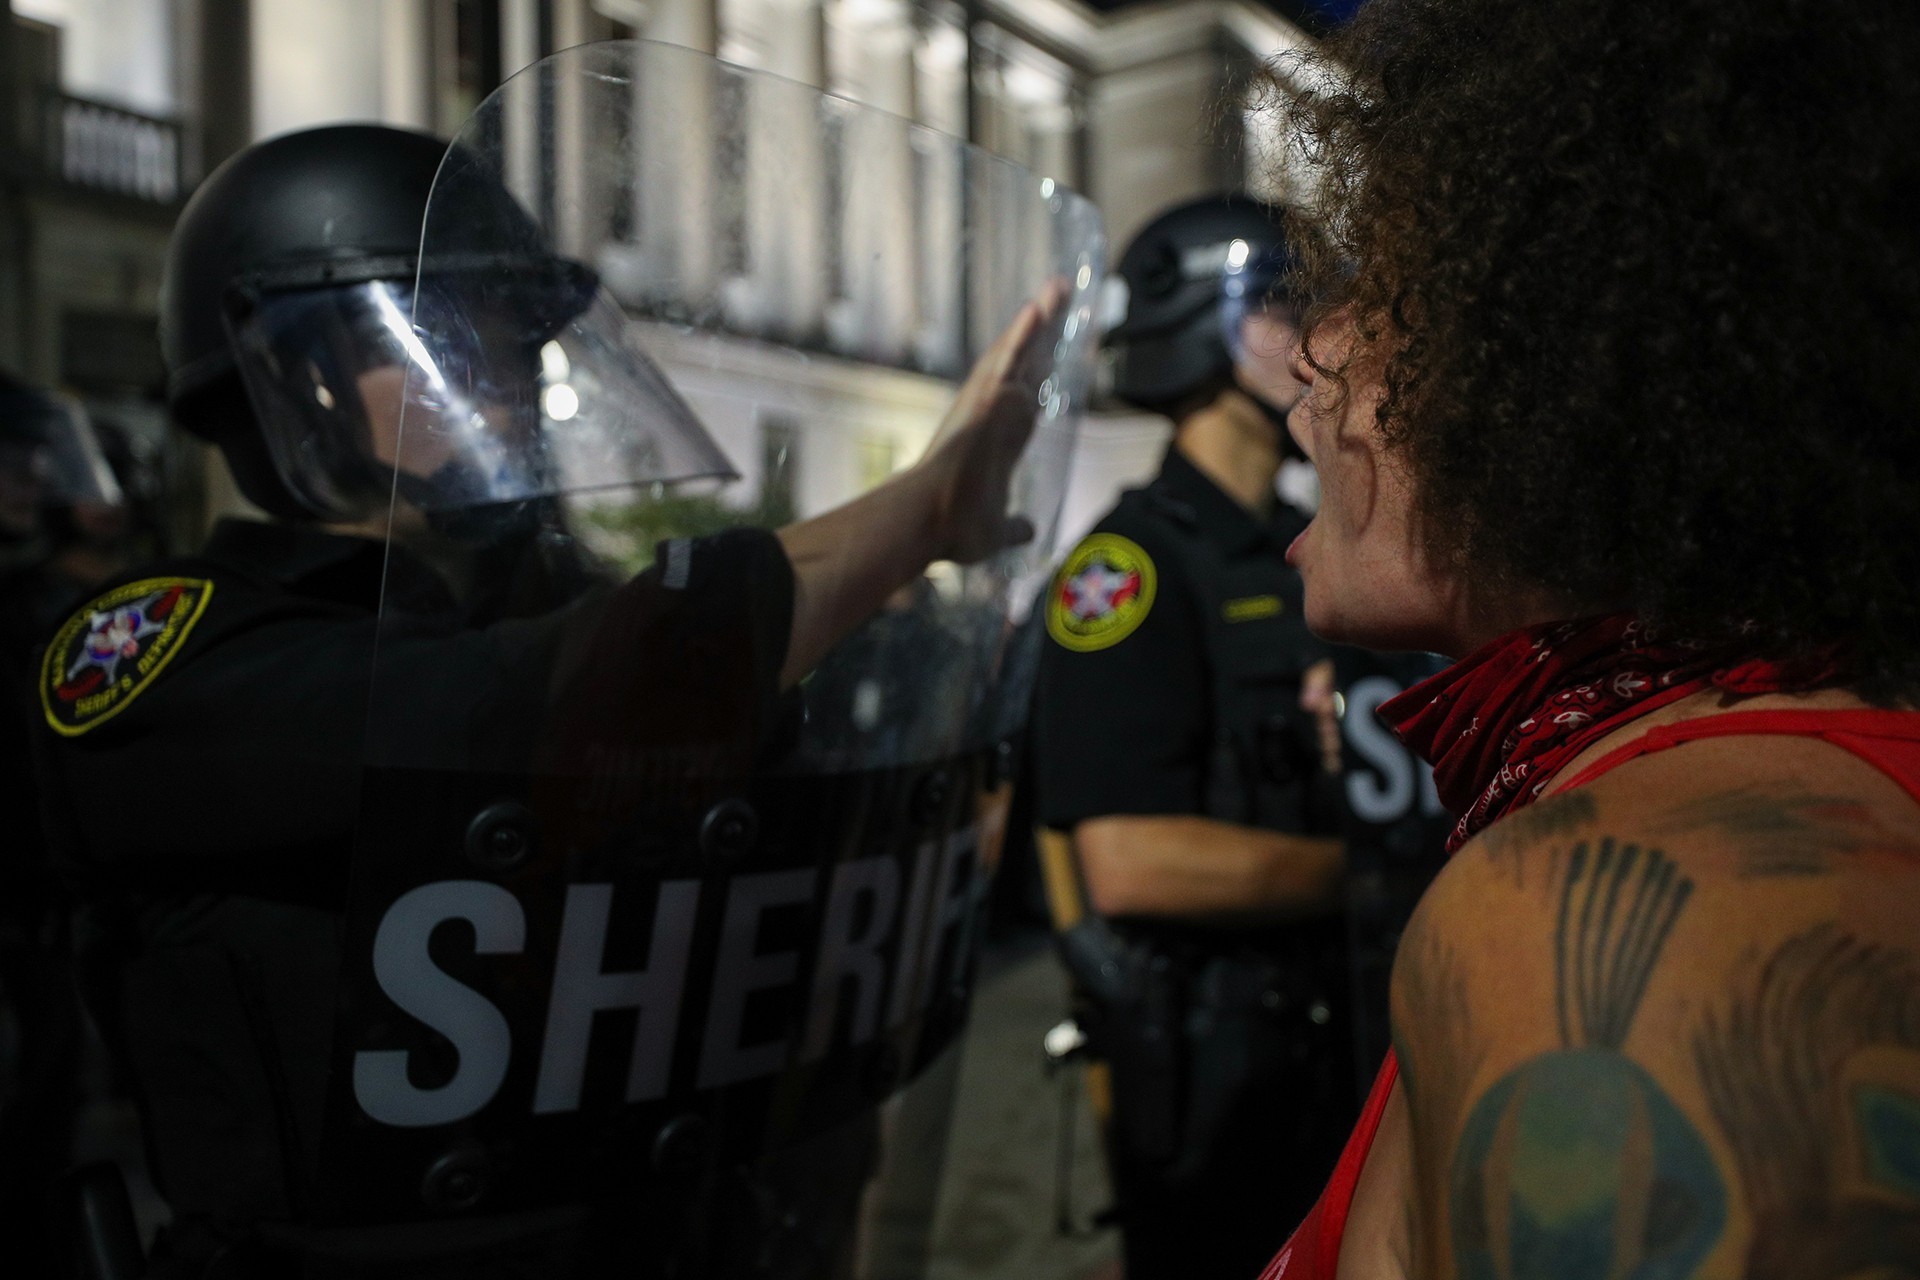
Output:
[
  {"xmin": 13, "ymin": 0, "xmax": 176, "ymax": 116},
  {"xmin": 970, "ymin": 23, "xmax": 1080, "ymax": 184}
]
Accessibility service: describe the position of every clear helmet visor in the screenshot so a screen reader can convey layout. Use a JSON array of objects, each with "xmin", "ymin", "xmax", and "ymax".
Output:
[
  {"xmin": 1220, "ymin": 242, "xmax": 1307, "ymax": 416},
  {"xmin": 0, "ymin": 390, "xmax": 122, "ymax": 538},
  {"xmin": 226, "ymin": 268, "xmax": 736, "ymax": 522}
]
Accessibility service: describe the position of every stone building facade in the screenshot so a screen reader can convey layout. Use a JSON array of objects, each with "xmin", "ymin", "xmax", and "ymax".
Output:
[{"xmin": 1, "ymin": 0, "xmax": 1318, "ymax": 546}]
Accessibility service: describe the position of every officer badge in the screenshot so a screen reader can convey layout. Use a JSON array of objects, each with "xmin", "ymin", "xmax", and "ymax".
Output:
[
  {"xmin": 1223, "ymin": 594, "xmax": 1284, "ymax": 623},
  {"xmin": 41, "ymin": 577, "xmax": 215, "ymax": 737},
  {"xmin": 1047, "ymin": 533, "xmax": 1157, "ymax": 652}
]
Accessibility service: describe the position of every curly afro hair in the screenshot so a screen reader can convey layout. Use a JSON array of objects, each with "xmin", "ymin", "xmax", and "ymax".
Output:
[{"xmin": 1274, "ymin": 0, "xmax": 1920, "ymax": 695}]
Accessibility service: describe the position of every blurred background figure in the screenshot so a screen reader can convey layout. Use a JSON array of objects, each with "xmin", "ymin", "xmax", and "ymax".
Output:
[
  {"xmin": 0, "ymin": 372, "xmax": 131, "ymax": 1278},
  {"xmin": 1029, "ymin": 195, "xmax": 1354, "ymax": 1280},
  {"xmin": 0, "ymin": 376, "xmax": 137, "ymax": 621}
]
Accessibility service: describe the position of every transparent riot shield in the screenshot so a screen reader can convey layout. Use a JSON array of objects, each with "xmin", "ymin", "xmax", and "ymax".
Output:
[{"xmin": 316, "ymin": 40, "xmax": 1103, "ymax": 1278}]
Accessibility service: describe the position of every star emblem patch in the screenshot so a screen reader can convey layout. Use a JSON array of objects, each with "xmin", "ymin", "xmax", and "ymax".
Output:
[
  {"xmin": 41, "ymin": 577, "xmax": 215, "ymax": 736},
  {"xmin": 1047, "ymin": 533, "xmax": 1157, "ymax": 652}
]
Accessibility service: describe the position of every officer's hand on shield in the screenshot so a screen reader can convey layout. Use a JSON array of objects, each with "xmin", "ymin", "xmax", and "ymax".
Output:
[
  {"xmin": 773, "ymin": 282, "xmax": 1069, "ymax": 687},
  {"xmin": 917, "ymin": 278, "xmax": 1072, "ymax": 563}
]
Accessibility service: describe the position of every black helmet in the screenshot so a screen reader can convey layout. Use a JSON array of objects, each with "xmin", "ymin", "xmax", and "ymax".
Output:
[
  {"xmin": 162, "ymin": 126, "xmax": 451, "ymax": 408},
  {"xmin": 160, "ymin": 124, "xmax": 598, "ymax": 520},
  {"xmin": 1104, "ymin": 194, "xmax": 1295, "ymax": 414},
  {"xmin": 0, "ymin": 372, "xmax": 122, "ymax": 540}
]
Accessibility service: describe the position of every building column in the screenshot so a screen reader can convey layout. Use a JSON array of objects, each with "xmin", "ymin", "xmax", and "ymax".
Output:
[
  {"xmin": 618, "ymin": 0, "xmax": 720, "ymax": 313},
  {"xmin": 379, "ymin": 0, "xmax": 432, "ymax": 131},
  {"xmin": 1085, "ymin": 51, "xmax": 1224, "ymax": 251},
  {"xmin": 490, "ymin": 0, "xmax": 546, "ymax": 221},
  {"xmin": 177, "ymin": 0, "xmax": 248, "ymax": 173},
  {"xmin": 911, "ymin": 19, "xmax": 967, "ymax": 376},
  {"xmin": 550, "ymin": 0, "xmax": 598, "ymax": 259},
  {"xmin": 648, "ymin": 0, "xmax": 716, "ymax": 54},
  {"xmin": 735, "ymin": 0, "xmax": 828, "ymax": 340},
  {"xmin": 828, "ymin": 0, "xmax": 916, "ymax": 364}
]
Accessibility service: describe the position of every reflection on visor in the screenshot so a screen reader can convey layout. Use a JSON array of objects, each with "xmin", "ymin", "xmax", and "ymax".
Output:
[
  {"xmin": 226, "ymin": 273, "xmax": 737, "ymax": 521},
  {"xmin": 1220, "ymin": 241, "xmax": 1297, "ymax": 364},
  {"xmin": 0, "ymin": 389, "xmax": 123, "ymax": 513}
]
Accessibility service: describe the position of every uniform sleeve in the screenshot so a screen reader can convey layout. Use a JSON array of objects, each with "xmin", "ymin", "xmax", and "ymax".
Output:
[
  {"xmin": 34, "ymin": 576, "xmax": 386, "ymax": 903},
  {"xmin": 34, "ymin": 529, "xmax": 796, "ymax": 902},
  {"xmin": 1032, "ymin": 510, "xmax": 1208, "ymax": 829},
  {"xmin": 509, "ymin": 526, "xmax": 795, "ymax": 777}
]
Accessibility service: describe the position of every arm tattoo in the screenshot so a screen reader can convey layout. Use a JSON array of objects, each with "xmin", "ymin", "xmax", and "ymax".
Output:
[
  {"xmin": 1393, "ymin": 930, "xmax": 1486, "ymax": 1267},
  {"xmin": 1651, "ymin": 787, "xmax": 1894, "ymax": 877},
  {"xmin": 1478, "ymin": 790, "xmax": 1597, "ymax": 888},
  {"xmin": 1450, "ymin": 839, "xmax": 1726, "ymax": 1279},
  {"xmin": 1393, "ymin": 932, "xmax": 1484, "ymax": 1143},
  {"xmin": 1694, "ymin": 926, "xmax": 1920, "ymax": 1275},
  {"xmin": 1556, "ymin": 839, "xmax": 1692, "ymax": 1050}
]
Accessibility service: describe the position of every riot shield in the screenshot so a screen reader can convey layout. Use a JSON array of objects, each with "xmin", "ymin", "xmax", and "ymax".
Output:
[{"xmin": 317, "ymin": 40, "xmax": 1103, "ymax": 1279}]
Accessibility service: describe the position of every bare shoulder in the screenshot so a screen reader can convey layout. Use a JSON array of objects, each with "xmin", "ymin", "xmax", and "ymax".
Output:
[{"xmin": 1389, "ymin": 740, "xmax": 1920, "ymax": 1277}]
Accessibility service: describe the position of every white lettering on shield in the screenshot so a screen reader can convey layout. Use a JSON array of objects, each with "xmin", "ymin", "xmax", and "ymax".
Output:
[
  {"xmin": 800, "ymin": 857, "xmax": 901, "ymax": 1062},
  {"xmin": 534, "ymin": 881, "xmax": 700, "ymax": 1113},
  {"xmin": 352, "ymin": 833, "xmax": 980, "ymax": 1126},
  {"xmin": 352, "ymin": 880, "xmax": 527, "ymax": 1127},
  {"xmin": 696, "ymin": 867, "xmax": 817, "ymax": 1089},
  {"xmin": 1343, "ymin": 676, "xmax": 1444, "ymax": 823}
]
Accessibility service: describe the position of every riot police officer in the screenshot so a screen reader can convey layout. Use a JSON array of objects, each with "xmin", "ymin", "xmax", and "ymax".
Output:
[
  {"xmin": 1, "ymin": 376, "xmax": 123, "ymax": 1276},
  {"xmin": 1031, "ymin": 195, "xmax": 1355, "ymax": 1280},
  {"xmin": 31, "ymin": 117, "xmax": 1074, "ymax": 1279}
]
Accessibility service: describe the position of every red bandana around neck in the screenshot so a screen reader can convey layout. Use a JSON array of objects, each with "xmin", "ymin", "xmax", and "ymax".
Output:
[{"xmin": 1379, "ymin": 613, "xmax": 1835, "ymax": 851}]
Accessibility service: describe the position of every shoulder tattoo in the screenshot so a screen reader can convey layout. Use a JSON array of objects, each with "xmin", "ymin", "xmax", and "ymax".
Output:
[{"xmin": 1449, "ymin": 839, "xmax": 1727, "ymax": 1277}]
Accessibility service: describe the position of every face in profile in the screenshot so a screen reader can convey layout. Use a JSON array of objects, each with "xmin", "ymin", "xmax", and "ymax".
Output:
[{"xmin": 353, "ymin": 314, "xmax": 542, "ymax": 506}]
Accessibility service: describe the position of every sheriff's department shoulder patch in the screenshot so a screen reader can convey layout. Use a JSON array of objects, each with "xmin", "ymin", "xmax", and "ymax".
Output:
[
  {"xmin": 1047, "ymin": 533, "xmax": 1157, "ymax": 653},
  {"xmin": 41, "ymin": 577, "xmax": 215, "ymax": 737}
]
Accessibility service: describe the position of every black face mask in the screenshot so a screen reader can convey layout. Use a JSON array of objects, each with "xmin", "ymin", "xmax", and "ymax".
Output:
[
  {"xmin": 1246, "ymin": 387, "xmax": 1308, "ymax": 462},
  {"xmin": 394, "ymin": 463, "xmax": 546, "ymax": 549}
]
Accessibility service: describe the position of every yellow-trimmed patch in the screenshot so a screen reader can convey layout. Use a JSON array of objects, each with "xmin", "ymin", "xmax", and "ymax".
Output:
[
  {"xmin": 1223, "ymin": 594, "xmax": 1284, "ymax": 623},
  {"xmin": 1047, "ymin": 533, "xmax": 1157, "ymax": 653},
  {"xmin": 41, "ymin": 577, "xmax": 215, "ymax": 737}
]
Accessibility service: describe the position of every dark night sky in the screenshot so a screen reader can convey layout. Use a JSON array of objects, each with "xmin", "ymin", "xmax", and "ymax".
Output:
[{"xmin": 1076, "ymin": 0, "xmax": 1365, "ymax": 38}]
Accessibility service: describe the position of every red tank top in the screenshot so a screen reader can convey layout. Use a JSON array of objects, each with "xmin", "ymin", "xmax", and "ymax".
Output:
[{"xmin": 1257, "ymin": 707, "xmax": 1920, "ymax": 1280}]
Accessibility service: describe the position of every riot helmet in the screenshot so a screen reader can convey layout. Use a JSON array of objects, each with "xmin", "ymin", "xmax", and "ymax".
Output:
[
  {"xmin": 1103, "ymin": 195, "xmax": 1298, "ymax": 418},
  {"xmin": 0, "ymin": 374, "xmax": 122, "ymax": 545},
  {"xmin": 161, "ymin": 124, "xmax": 729, "ymax": 523}
]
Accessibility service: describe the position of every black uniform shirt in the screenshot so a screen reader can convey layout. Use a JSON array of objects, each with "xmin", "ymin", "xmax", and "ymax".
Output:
[
  {"xmin": 31, "ymin": 517, "xmax": 794, "ymax": 1231},
  {"xmin": 1033, "ymin": 448, "xmax": 1326, "ymax": 834}
]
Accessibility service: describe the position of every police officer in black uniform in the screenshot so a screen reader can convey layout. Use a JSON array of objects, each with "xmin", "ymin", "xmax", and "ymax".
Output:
[
  {"xmin": 1032, "ymin": 196, "xmax": 1355, "ymax": 1280},
  {"xmin": 31, "ymin": 123, "xmax": 1062, "ymax": 1278},
  {"xmin": 0, "ymin": 377, "xmax": 122, "ymax": 1276}
]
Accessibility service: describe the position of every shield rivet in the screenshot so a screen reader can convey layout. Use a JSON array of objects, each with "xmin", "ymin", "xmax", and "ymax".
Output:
[
  {"xmin": 699, "ymin": 798, "xmax": 759, "ymax": 864},
  {"xmin": 421, "ymin": 1146, "xmax": 491, "ymax": 1212},
  {"xmin": 910, "ymin": 771, "xmax": 950, "ymax": 826},
  {"xmin": 465, "ymin": 801, "xmax": 538, "ymax": 874}
]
